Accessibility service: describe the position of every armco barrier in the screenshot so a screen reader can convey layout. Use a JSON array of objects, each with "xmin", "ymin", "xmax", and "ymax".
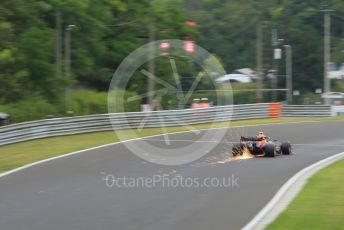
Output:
[
  {"xmin": 268, "ymin": 102, "xmax": 281, "ymax": 118},
  {"xmin": 332, "ymin": 106, "xmax": 344, "ymax": 116},
  {"xmin": 281, "ymin": 105, "xmax": 332, "ymax": 117},
  {"xmin": 0, "ymin": 103, "xmax": 334, "ymax": 146}
]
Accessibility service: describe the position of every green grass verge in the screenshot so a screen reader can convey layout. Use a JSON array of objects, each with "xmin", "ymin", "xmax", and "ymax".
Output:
[
  {"xmin": 0, "ymin": 117, "xmax": 343, "ymax": 174},
  {"xmin": 266, "ymin": 157, "xmax": 344, "ymax": 230}
]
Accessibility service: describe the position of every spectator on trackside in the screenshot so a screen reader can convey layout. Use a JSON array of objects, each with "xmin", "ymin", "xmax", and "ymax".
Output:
[
  {"xmin": 191, "ymin": 98, "xmax": 201, "ymax": 109},
  {"xmin": 0, "ymin": 112, "xmax": 10, "ymax": 125},
  {"xmin": 200, "ymin": 98, "xmax": 210, "ymax": 108}
]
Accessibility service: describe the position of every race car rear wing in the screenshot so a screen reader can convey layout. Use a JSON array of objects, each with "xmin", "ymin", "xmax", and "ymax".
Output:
[{"xmin": 240, "ymin": 136, "xmax": 263, "ymax": 141}]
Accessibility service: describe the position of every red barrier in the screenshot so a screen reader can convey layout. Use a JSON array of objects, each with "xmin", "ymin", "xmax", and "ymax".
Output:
[{"xmin": 268, "ymin": 102, "xmax": 281, "ymax": 118}]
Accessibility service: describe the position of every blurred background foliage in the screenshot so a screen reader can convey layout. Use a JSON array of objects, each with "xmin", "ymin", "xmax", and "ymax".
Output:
[{"xmin": 0, "ymin": 0, "xmax": 343, "ymax": 122}]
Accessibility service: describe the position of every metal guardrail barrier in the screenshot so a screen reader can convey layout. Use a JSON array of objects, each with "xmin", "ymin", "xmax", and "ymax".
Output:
[
  {"xmin": 0, "ymin": 103, "xmax": 334, "ymax": 146},
  {"xmin": 281, "ymin": 105, "xmax": 332, "ymax": 117},
  {"xmin": 332, "ymin": 106, "xmax": 344, "ymax": 116}
]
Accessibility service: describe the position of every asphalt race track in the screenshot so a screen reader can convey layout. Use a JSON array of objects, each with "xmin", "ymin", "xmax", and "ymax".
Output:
[{"xmin": 1, "ymin": 121, "xmax": 344, "ymax": 230}]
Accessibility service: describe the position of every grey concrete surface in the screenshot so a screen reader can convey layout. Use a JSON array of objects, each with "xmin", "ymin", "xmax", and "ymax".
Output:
[{"xmin": 0, "ymin": 121, "xmax": 343, "ymax": 230}]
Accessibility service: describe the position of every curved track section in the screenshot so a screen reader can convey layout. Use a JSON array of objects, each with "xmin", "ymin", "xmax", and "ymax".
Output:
[{"xmin": 0, "ymin": 121, "xmax": 343, "ymax": 230}]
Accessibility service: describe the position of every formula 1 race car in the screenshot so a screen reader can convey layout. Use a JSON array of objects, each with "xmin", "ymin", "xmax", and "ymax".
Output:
[{"xmin": 232, "ymin": 132, "xmax": 292, "ymax": 157}]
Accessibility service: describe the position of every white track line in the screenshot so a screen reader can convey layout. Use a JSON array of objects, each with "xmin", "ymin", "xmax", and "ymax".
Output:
[
  {"xmin": 242, "ymin": 151, "xmax": 344, "ymax": 230},
  {"xmin": 0, "ymin": 120, "xmax": 321, "ymax": 179}
]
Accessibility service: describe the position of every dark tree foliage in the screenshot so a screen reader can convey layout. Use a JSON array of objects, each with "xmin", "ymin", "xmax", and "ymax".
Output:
[{"xmin": 0, "ymin": 0, "xmax": 343, "ymax": 114}]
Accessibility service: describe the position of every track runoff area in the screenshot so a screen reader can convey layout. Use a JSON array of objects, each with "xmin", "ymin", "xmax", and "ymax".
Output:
[{"xmin": 0, "ymin": 120, "xmax": 343, "ymax": 230}]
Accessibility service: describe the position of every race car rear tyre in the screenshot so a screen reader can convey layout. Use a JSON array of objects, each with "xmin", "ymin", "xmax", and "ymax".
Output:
[
  {"xmin": 281, "ymin": 142, "xmax": 291, "ymax": 155},
  {"xmin": 232, "ymin": 143, "xmax": 243, "ymax": 156},
  {"xmin": 264, "ymin": 144, "xmax": 276, "ymax": 157}
]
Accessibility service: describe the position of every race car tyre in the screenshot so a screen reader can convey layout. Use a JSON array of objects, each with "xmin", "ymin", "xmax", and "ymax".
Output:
[
  {"xmin": 232, "ymin": 143, "xmax": 243, "ymax": 156},
  {"xmin": 264, "ymin": 144, "xmax": 276, "ymax": 157},
  {"xmin": 281, "ymin": 142, "xmax": 292, "ymax": 155}
]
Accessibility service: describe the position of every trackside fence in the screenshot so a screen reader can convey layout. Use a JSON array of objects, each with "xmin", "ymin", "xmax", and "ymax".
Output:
[
  {"xmin": 0, "ymin": 103, "xmax": 338, "ymax": 146},
  {"xmin": 281, "ymin": 105, "xmax": 332, "ymax": 117}
]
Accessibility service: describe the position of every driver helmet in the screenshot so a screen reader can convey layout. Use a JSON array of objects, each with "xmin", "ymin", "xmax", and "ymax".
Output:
[{"xmin": 257, "ymin": 131, "xmax": 266, "ymax": 139}]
